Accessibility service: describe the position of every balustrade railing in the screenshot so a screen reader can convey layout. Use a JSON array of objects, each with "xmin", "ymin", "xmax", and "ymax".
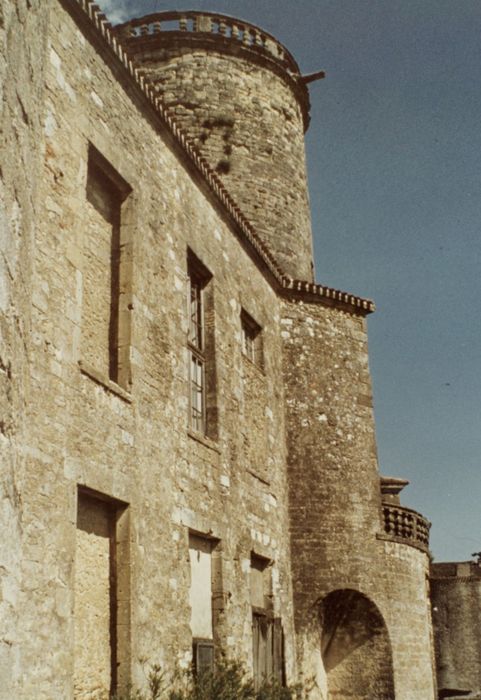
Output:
[
  {"xmin": 381, "ymin": 503, "xmax": 430, "ymax": 552},
  {"xmin": 115, "ymin": 12, "xmax": 298, "ymax": 71}
]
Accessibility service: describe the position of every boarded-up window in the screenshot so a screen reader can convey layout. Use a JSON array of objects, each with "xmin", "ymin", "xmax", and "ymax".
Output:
[
  {"xmin": 250, "ymin": 555, "xmax": 269, "ymax": 609},
  {"xmin": 189, "ymin": 535, "xmax": 214, "ymax": 640},
  {"xmin": 252, "ymin": 615, "xmax": 284, "ymax": 688},
  {"xmin": 189, "ymin": 534, "xmax": 218, "ymax": 675},
  {"xmin": 74, "ymin": 490, "xmax": 129, "ymax": 698},
  {"xmin": 82, "ymin": 146, "xmax": 132, "ymax": 388}
]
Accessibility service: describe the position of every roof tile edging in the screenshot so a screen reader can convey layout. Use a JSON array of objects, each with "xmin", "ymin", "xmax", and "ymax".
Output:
[
  {"xmin": 74, "ymin": 1, "xmax": 375, "ymax": 315},
  {"xmin": 284, "ymin": 278, "xmax": 374, "ymax": 312}
]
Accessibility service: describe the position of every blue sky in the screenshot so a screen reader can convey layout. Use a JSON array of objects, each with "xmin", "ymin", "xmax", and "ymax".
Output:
[{"xmin": 97, "ymin": 0, "xmax": 481, "ymax": 561}]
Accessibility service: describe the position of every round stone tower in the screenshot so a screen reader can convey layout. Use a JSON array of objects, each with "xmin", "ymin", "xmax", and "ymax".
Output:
[{"xmin": 115, "ymin": 11, "xmax": 316, "ymax": 281}]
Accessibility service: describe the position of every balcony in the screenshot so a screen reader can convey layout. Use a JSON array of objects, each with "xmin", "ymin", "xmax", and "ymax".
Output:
[
  {"xmin": 381, "ymin": 503, "xmax": 431, "ymax": 553},
  {"xmin": 114, "ymin": 11, "xmax": 298, "ymax": 72}
]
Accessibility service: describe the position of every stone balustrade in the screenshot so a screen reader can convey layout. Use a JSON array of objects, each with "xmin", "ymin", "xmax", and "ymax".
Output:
[
  {"xmin": 115, "ymin": 11, "xmax": 298, "ymax": 72},
  {"xmin": 382, "ymin": 503, "xmax": 431, "ymax": 553}
]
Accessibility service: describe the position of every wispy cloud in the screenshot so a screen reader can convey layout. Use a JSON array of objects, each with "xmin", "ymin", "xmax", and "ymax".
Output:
[{"xmin": 97, "ymin": 0, "xmax": 132, "ymax": 25}]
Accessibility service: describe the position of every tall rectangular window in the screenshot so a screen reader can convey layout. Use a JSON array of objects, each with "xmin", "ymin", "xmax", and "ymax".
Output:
[
  {"xmin": 187, "ymin": 251, "xmax": 216, "ymax": 437},
  {"xmin": 189, "ymin": 266, "xmax": 205, "ymax": 433},
  {"xmin": 250, "ymin": 554, "xmax": 284, "ymax": 690},
  {"xmin": 189, "ymin": 534, "xmax": 216, "ymax": 675},
  {"xmin": 241, "ymin": 309, "xmax": 263, "ymax": 368},
  {"xmin": 82, "ymin": 146, "xmax": 132, "ymax": 388},
  {"xmin": 74, "ymin": 489, "xmax": 130, "ymax": 698}
]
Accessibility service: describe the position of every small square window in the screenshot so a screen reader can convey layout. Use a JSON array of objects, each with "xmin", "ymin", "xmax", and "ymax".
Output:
[
  {"xmin": 193, "ymin": 640, "xmax": 215, "ymax": 677},
  {"xmin": 241, "ymin": 310, "xmax": 262, "ymax": 368}
]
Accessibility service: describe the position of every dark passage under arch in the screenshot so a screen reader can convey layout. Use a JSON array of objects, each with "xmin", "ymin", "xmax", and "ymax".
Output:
[{"xmin": 319, "ymin": 589, "xmax": 395, "ymax": 700}]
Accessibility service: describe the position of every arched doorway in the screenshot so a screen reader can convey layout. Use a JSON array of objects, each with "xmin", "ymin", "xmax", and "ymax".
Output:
[{"xmin": 319, "ymin": 589, "xmax": 395, "ymax": 700}]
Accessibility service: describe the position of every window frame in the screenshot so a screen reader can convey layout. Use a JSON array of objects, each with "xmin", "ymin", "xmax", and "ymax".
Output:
[
  {"xmin": 250, "ymin": 553, "xmax": 285, "ymax": 689},
  {"xmin": 187, "ymin": 251, "xmax": 215, "ymax": 437},
  {"xmin": 83, "ymin": 144, "xmax": 133, "ymax": 390},
  {"xmin": 188, "ymin": 265, "xmax": 206, "ymax": 433},
  {"xmin": 75, "ymin": 486, "xmax": 130, "ymax": 698},
  {"xmin": 252, "ymin": 612, "xmax": 285, "ymax": 690},
  {"xmin": 188, "ymin": 532, "xmax": 222, "ymax": 675},
  {"xmin": 241, "ymin": 309, "xmax": 263, "ymax": 369},
  {"xmin": 192, "ymin": 638, "xmax": 215, "ymax": 677}
]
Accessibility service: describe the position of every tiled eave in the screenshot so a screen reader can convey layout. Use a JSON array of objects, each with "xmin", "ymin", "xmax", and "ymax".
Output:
[
  {"xmin": 60, "ymin": 0, "xmax": 375, "ymax": 317},
  {"xmin": 282, "ymin": 278, "xmax": 374, "ymax": 313}
]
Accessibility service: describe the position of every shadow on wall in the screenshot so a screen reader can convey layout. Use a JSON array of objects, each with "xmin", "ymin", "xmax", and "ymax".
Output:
[{"xmin": 318, "ymin": 589, "xmax": 395, "ymax": 700}]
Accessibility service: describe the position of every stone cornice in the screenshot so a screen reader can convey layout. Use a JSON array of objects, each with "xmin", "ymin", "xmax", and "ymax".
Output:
[{"xmin": 60, "ymin": 0, "xmax": 375, "ymax": 316}]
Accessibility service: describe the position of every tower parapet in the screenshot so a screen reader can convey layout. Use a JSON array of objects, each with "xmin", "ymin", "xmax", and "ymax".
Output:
[
  {"xmin": 378, "ymin": 476, "xmax": 431, "ymax": 553},
  {"xmin": 115, "ymin": 12, "xmax": 317, "ymax": 280}
]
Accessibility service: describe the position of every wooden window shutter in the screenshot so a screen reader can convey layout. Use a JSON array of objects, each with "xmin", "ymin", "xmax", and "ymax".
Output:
[{"xmin": 273, "ymin": 618, "xmax": 285, "ymax": 685}]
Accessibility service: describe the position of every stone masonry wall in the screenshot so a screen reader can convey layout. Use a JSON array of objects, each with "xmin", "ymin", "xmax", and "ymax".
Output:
[
  {"xmin": 122, "ymin": 35, "xmax": 315, "ymax": 281},
  {"xmin": 2, "ymin": 3, "xmax": 441, "ymax": 699},
  {"xmin": 14, "ymin": 3, "xmax": 296, "ymax": 697},
  {"xmin": 0, "ymin": 2, "xmax": 50, "ymax": 695},
  {"xmin": 431, "ymin": 562, "xmax": 481, "ymax": 695},
  {"xmin": 281, "ymin": 296, "xmax": 436, "ymax": 699}
]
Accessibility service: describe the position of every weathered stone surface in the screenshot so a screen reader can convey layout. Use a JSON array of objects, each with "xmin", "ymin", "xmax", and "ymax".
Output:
[
  {"xmin": 431, "ymin": 562, "xmax": 481, "ymax": 697},
  {"xmin": 0, "ymin": 1, "xmax": 51, "ymax": 695},
  {"xmin": 1, "ymin": 3, "xmax": 442, "ymax": 700},
  {"xmin": 7, "ymin": 5, "xmax": 295, "ymax": 697},
  {"xmin": 281, "ymin": 298, "xmax": 437, "ymax": 699},
  {"xmin": 116, "ymin": 16, "xmax": 315, "ymax": 281},
  {"xmin": 74, "ymin": 496, "xmax": 112, "ymax": 700}
]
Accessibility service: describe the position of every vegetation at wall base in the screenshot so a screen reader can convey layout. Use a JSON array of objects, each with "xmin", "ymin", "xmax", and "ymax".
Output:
[{"xmin": 113, "ymin": 660, "xmax": 302, "ymax": 700}]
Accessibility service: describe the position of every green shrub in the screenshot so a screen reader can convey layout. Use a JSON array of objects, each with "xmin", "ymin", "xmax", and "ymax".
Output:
[{"xmin": 114, "ymin": 659, "xmax": 301, "ymax": 700}]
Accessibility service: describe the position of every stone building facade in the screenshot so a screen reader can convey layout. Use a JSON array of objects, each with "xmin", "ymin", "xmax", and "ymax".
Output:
[
  {"xmin": 431, "ymin": 562, "xmax": 481, "ymax": 699},
  {"xmin": 0, "ymin": 1, "xmax": 460, "ymax": 698}
]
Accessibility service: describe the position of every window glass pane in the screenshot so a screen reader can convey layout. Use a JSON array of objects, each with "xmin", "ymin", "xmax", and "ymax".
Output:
[
  {"xmin": 195, "ymin": 642, "xmax": 214, "ymax": 676},
  {"xmin": 190, "ymin": 353, "xmax": 204, "ymax": 432},
  {"xmin": 189, "ymin": 279, "xmax": 203, "ymax": 350},
  {"xmin": 187, "ymin": 253, "xmax": 213, "ymax": 435}
]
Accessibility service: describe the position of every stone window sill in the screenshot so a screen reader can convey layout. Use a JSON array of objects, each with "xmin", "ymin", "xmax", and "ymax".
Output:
[
  {"xmin": 242, "ymin": 353, "xmax": 266, "ymax": 377},
  {"xmin": 187, "ymin": 429, "xmax": 221, "ymax": 454},
  {"xmin": 79, "ymin": 360, "xmax": 133, "ymax": 403}
]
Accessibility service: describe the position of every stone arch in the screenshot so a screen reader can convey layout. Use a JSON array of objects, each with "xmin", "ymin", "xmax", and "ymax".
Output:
[{"xmin": 318, "ymin": 589, "xmax": 395, "ymax": 700}]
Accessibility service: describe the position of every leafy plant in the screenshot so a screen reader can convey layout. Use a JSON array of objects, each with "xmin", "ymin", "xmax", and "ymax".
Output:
[{"xmin": 114, "ymin": 659, "xmax": 302, "ymax": 700}]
